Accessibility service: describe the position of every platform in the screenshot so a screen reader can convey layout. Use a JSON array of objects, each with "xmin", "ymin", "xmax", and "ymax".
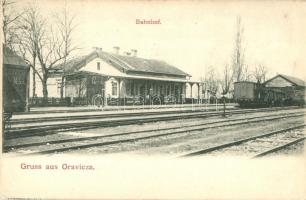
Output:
[{"xmin": 11, "ymin": 103, "xmax": 236, "ymax": 120}]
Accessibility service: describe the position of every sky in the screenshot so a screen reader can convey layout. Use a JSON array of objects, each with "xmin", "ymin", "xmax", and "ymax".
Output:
[{"xmin": 16, "ymin": 0, "xmax": 306, "ymax": 82}]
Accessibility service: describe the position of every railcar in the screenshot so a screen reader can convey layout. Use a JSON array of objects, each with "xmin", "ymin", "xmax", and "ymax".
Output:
[
  {"xmin": 234, "ymin": 81, "xmax": 261, "ymax": 107},
  {"xmin": 234, "ymin": 81, "xmax": 294, "ymax": 107}
]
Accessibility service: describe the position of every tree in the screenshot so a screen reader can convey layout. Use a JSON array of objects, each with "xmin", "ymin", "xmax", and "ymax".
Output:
[
  {"xmin": 2, "ymin": 0, "xmax": 24, "ymax": 48},
  {"xmin": 36, "ymin": 25, "xmax": 66, "ymax": 102},
  {"xmin": 220, "ymin": 64, "xmax": 233, "ymax": 117},
  {"xmin": 54, "ymin": 5, "xmax": 78, "ymax": 99},
  {"xmin": 220, "ymin": 64, "xmax": 233, "ymax": 96},
  {"xmin": 242, "ymin": 64, "xmax": 252, "ymax": 81},
  {"xmin": 200, "ymin": 76, "xmax": 207, "ymax": 100},
  {"xmin": 15, "ymin": 4, "xmax": 77, "ymax": 103},
  {"xmin": 253, "ymin": 64, "xmax": 268, "ymax": 83},
  {"xmin": 206, "ymin": 67, "xmax": 219, "ymax": 96},
  {"xmin": 16, "ymin": 5, "xmax": 44, "ymax": 97},
  {"xmin": 231, "ymin": 16, "xmax": 250, "ymax": 82}
]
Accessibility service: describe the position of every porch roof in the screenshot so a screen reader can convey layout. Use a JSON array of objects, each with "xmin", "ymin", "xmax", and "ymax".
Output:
[{"xmin": 65, "ymin": 71, "xmax": 200, "ymax": 84}]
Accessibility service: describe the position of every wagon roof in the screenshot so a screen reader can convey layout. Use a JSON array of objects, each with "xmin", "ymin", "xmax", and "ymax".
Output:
[
  {"xmin": 53, "ymin": 49, "xmax": 191, "ymax": 77},
  {"xmin": 3, "ymin": 46, "xmax": 28, "ymax": 67},
  {"xmin": 265, "ymin": 74, "xmax": 305, "ymax": 87}
]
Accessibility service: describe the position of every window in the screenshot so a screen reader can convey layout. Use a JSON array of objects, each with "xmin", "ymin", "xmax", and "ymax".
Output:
[
  {"xmin": 57, "ymin": 79, "xmax": 62, "ymax": 95},
  {"xmin": 92, "ymin": 76, "xmax": 97, "ymax": 84},
  {"xmin": 13, "ymin": 71, "xmax": 26, "ymax": 85},
  {"xmin": 97, "ymin": 62, "xmax": 101, "ymax": 70},
  {"xmin": 112, "ymin": 81, "xmax": 118, "ymax": 96}
]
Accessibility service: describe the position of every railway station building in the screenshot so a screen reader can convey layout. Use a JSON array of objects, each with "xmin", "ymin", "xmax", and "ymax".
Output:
[{"xmin": 50, "ymin": 47, "xmax": 201, "ymax": 105}]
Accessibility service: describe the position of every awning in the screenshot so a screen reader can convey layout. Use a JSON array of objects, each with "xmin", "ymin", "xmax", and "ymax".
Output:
[{"xmin": 65, "ymin": 70, "xmax": 200, "ymax": 84}]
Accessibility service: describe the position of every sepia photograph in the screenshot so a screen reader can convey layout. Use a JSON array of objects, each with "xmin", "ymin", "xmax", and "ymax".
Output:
[{"xmin": 1, "ymin": 0, "xmax": 306, "ymax": 199}]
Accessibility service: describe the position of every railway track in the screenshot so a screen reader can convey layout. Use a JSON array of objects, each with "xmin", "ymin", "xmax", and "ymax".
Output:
[
  {"xmin": 10, "ymin": 105, "xmax": 302, "ymax": 124},
  {"xmin": 7, "ymin": 111, "xmax": 305, "ymax": 155},
  {"xmin": 181, "ymin": 125, "xmax": 305, "ymax": 158},
  {"xmin": 5, "ymin": 106, "xmax": 304, "ymax": 139},
  {"xmin": 253, "ymin": 137, "xmax": 305, "ymax": 157}
]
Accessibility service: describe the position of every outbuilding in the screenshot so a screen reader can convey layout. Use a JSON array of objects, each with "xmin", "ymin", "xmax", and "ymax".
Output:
[
  {"xmin": 264, "ymin": 74, "xmax": 305, "ymax": 105},
  {"xmin": 3, "ymin": 46, "xmax": 30, "ymax": 112}
]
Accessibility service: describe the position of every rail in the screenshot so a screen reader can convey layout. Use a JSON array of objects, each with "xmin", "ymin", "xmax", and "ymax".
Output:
[
  {"xmin": 181, "ymin": 124, "xmax": 305, "ymax": 157},
  {"xmin": 5, "ymin": 112, "xmax": 305, "ymax": 154}
]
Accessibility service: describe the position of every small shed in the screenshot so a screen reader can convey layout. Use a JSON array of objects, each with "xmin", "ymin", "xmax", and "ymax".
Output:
[{"xmin": 3, "ymin": 46, "xmax": 30, "ymax": 112}]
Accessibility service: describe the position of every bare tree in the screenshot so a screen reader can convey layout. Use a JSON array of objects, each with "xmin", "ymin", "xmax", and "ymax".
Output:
[
  {"xmin": 54, "ymin": 5, "xmax": 78, "ymax": 99},
  {"xmin": 220, "ymin": 64, "xmax": 233, "ymax": 116},
  {"xmin": 200, "ymin": 76, "xmax": 207, "ymax": 99},
  {"xmin": 231, "ymin": 16, "xmax": 249, "ymax": 82},
  {"xmin": 253, "ymin": 64, "xmax": 268, "ymax": 83},
  {"xmin": 2, "ymin": 0, "xmax": 24, "ymax": 48},
  {"xmin": 242, "ymin": 64, "xmax": 253, "ymax": 81},
  {"xmin": 220, "ymin": 64, "xmax": 233, "ymax": 96},
  {"xmin": 15, "ymin": 4, "xmax": 77, "ymax": 103},
  {"xmin": 36, "ymin": 26, "xmax": 66, "ymax": 102},
  {"xmin": 16, "ymin": 5, "xmax": 44, "ymax": 97},
  {"xmin": 205, "ymin": 67, "xmax": 219, "ymax": 97}
]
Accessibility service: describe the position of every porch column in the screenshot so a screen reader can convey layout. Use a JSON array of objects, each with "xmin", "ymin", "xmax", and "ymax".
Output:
[
  {"xmin": 26, "ymin": 67, "xmax": 30, "ymax": 112},
  {"xmin": 183, "ymin": 83, "xmax": 186, "ymax": 103},
  {"xmin": 189, "ymin": 82, "xmax": 194, "ymax": 98},
  {"xmin": 104, "ymin": 76, "xmax": 110, "ymax": 106},
  {"xmin": 150, "ymin": 81, "xmax": 153, "ymax": 95},
  {"xmin": 85, "ymin": 74, "xmax": 89, "ymax": 104},
  {"xmin": 197, "ymin": 83, "xmax": 200, "ymax": 102},
  {"xmin": 180, "ymin": 83, "xmax": 183, "ymax": 103},
  {"xmin": 133, "ymin": 80, "xmax": 137, "ymax": 96},
  {"xmin": 145, "ymin": 81, "xmax": 148, "ymax": 96},
  {"xmin": 117, "ymin": 78, "xmax": 122, "ymax": 105},
  {"xmin": 131, "ymin": 79, "xmax": 135, "ymax": 97}
]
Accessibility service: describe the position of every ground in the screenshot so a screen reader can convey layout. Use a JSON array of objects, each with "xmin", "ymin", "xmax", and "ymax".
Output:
[{"xmin": 5, "ymin": 107, "xmax": 305, "ymax": 157}]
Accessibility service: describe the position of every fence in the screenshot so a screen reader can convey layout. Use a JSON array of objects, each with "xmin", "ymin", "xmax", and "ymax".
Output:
[
  {"xmin": 29, "ymin": 96, "xmax": 235, "ymax": 107},
  {"xmin": 29, "ymin": 97, "xmax": 71, "ymax": 107}
]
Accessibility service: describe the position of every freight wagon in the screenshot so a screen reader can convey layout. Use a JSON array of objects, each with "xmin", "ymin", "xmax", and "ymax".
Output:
[
  {"xmin": 234, "ymin": 74, "xmax": 305, "ymax": 108},
  {"xmin": 234, "ymin": 81, "xmax": 292, "ymax": 107}
]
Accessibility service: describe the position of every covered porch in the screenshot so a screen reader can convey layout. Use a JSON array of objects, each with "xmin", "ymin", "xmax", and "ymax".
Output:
[{"xmin": 64, "ymin": 71, "xmax": 201, "ymax": 106}]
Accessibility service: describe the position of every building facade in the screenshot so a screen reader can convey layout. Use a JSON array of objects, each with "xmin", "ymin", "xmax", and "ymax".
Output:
[{"xmin": 50, "ymin": 48, "xmax": 201, "ymax": 105}]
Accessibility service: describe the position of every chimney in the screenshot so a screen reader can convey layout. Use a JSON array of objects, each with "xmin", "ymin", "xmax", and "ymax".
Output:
[
  {"xmin": 131, "ymin": 49, "xmax": 138, "ymax": 57},
  {"xmin": 93, "ymin": 47, "xmax": 102, "ymax": 52},
  {"xmin": 123, "ymin": 51, "xmax": 131, "ymax": 56},
  {"xmin": 113, "ymin": 46, "xmax": 120, "ymax": 54}
]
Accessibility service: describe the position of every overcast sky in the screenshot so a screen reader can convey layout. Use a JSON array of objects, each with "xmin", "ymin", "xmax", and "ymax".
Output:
[{"xmin": 17, "ymin": 0, "xmax": 306, "ymax": 81}]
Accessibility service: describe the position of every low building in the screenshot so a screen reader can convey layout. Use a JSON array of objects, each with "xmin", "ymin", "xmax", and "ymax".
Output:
[
  {"xmin": 264, "ymin": 74, "xmax": 305, "ymax": 105},
  {"xmin": 3, "ymin": 46, "xmax": 30, "ymax": 112},
  {"xmin": 51, "ymin": 48, "xmax": 201, "ymax": 105}
]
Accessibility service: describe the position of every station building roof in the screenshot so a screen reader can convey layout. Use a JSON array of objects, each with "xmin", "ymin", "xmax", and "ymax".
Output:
[{"xmin": 53, "ymin": 49, "xmax": 191, "ymax": 78}]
